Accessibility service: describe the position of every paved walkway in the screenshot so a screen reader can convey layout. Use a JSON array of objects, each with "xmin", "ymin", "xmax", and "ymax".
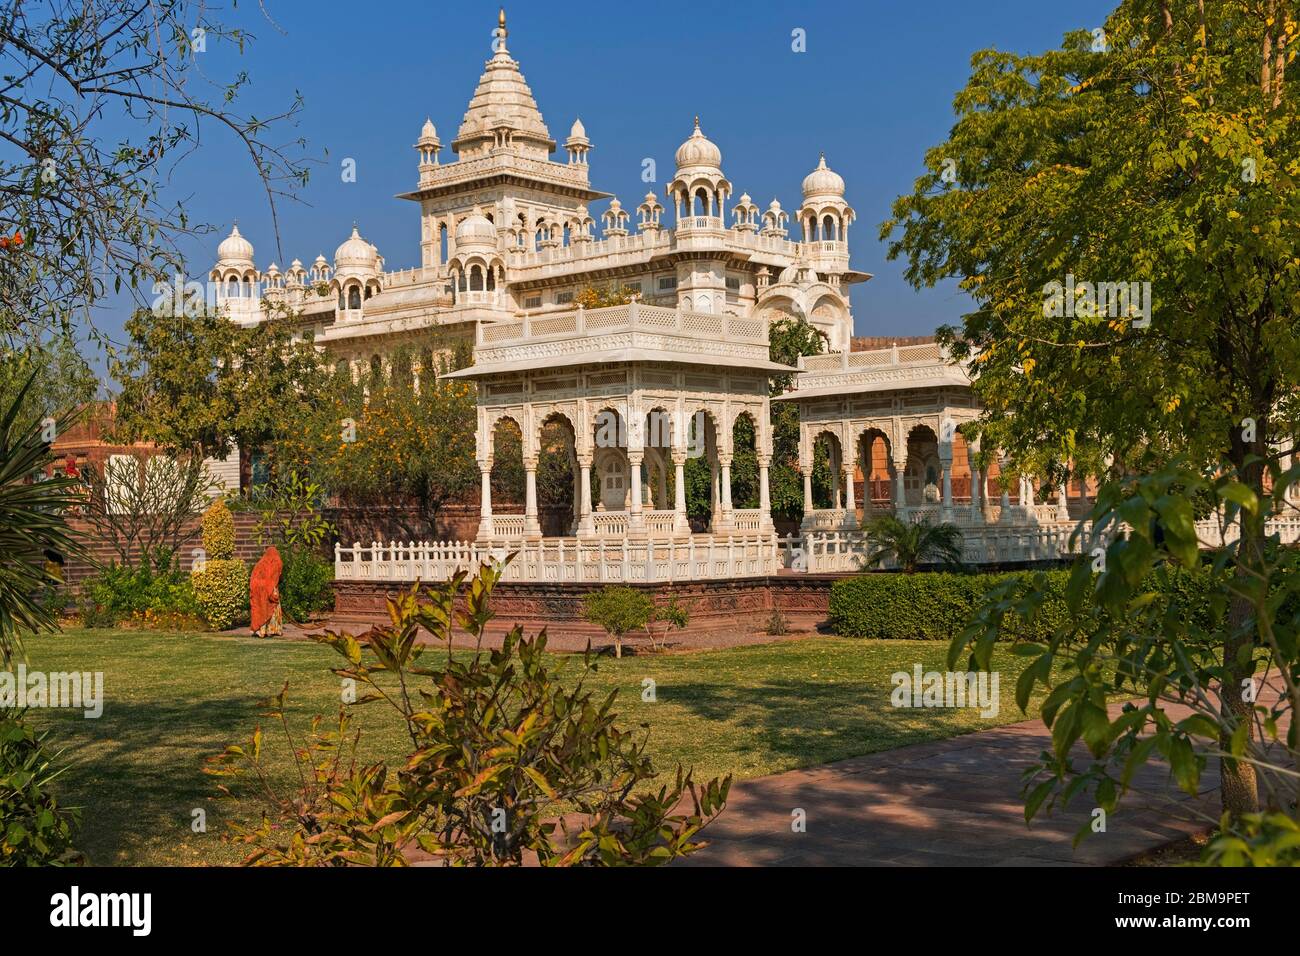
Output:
[{"xmin": 680, "ymin": 701, "xmax": 1219, "ymax": 866}]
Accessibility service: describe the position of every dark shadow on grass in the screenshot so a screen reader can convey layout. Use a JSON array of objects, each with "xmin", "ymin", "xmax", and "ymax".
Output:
[{"xmin": 28, "ymin": 692, "xmax": 407, "ymax": 866}]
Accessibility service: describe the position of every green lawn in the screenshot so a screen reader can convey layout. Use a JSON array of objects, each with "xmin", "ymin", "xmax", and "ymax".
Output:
[{"xmin": 22, "ymin": 628, "xmax": 1049, "ymax": 866}]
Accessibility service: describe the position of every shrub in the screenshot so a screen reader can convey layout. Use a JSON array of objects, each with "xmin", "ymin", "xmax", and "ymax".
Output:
[
  {"xmin": 207, "ymin": 563, "xmax": 730, "ymax": 866},
  {"xmin": 830, "ymin": 570, "xmax": 1072, "ymax": 641},
  {"xmin": 78, "ymin": 551, "xmax": 199, "ymax": 628},
  {"xmin": 278, "ymin": 546, "xmax": 334, "ymax": 623},
  {"xmin": 0, "ymin": 708, "xmax": 81, "ymax": 865},
  {"xmin": 201, "ymin": 498, "xmax": 235, "ymax": 560},
  {"xmin": 765, "ymin": 608, "xmax": 789, "ymax": 636},
  {"xmin": 192, "ymin": 558, "xmax": 250, "ymax": 630},
  {"xmin": 830, "ymin": 565, "xmax": 1214, "ymax": 641},
  {"xmin": 583, "ymin": 586, "xmax": 654, "ymax": 658}
]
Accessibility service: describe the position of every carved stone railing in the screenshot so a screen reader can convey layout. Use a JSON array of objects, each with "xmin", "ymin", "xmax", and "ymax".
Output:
[{"xmin": 336, "ymin": 534, "xmax": 781, "ymax": 584}]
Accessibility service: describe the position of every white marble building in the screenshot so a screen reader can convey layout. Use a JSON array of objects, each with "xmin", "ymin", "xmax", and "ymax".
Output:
[
  {"xmin": 213, "ymin": 10, "xmax": 864, "ymax": 375},
  {"xmin": 214, "ymin": 12, "xmax": 1103, "ymax": 583}
]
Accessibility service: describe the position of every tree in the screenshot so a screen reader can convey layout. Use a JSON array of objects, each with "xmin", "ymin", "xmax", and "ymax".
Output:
[
  {"xmin": 863, "ymin": 516, "xmax": 964, "ymax": 573},
  {"xmin": 268, "ymin": 344, "xmax": 478, "ymax": 540},
  {"xmin": 0, "ymin": 335, "xmax": 97, "ymax": 433},
  {"xmin": 582, "ymin": 586, "xmax": 654, "ymax": 658},
  {"xmin": 208, "ymin": 565, "xmax": 730, "ymax": 866},
  {"xmin": 768, "ymin": 318, "xmax": 829, "ymax": 522},
  {"xmin": 574, "ymin": 283, "xmax": 633, "ymax": 309},
  {"xmin": 80, "ymin": 451, "xmax": 216, "ymax": 568},
  {"xmin": 0, "ymin": 1, "xmax": 309, "ymax": 346},
  {"xmin": 645, "ymin": 595, "xmax": 690, "ymax": 653},
  {"xmin": 881, "ymin": 0, "xmax": 1299, "ymax": 814},
  {"xmin": 0, "ymin": 376, "xmax": 85, "ymax": 664},
  {"xmin": 111, "ymin": 308, "xmax": 332, "ymax": 460},
  {"xmin": 952, "ymin": 464, "xmax": 1300, "ymax": 863}
]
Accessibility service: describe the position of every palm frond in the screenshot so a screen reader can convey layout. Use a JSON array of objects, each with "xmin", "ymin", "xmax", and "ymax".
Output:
[{"xmin": 0, "ymin": 375, "xmax": 87, "ymax": 663}]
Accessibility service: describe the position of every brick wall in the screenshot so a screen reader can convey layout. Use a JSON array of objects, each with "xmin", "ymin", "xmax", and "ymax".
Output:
[{"xmin": 61, "ymin": 511, "xmax": 272, "ymax": 593}]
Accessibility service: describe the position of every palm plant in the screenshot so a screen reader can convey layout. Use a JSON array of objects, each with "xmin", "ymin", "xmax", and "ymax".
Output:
[
  {"xmin": 0, "ymin": 376, "xmax": 86, "ymax": 664},
  {"xmin": 862, "ymin": 515, "xmax": 963, "ymax": 573}
]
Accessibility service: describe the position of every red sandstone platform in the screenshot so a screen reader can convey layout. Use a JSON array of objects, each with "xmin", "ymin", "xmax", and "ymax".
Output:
[{"xmin": 331, "ymin": 573, "xmax": 850, "ymax": 644}]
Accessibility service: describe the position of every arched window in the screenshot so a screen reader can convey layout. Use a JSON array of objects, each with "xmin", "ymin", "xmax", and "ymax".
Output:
[
  {"xmin": 469, "ymin": 264, "xmax": 484, "ymax": 291},
  {"xmin": 823, "ymin": 214, "xmax": 837, "ymax": 241},
  {"xmin": 486, "ymin": 267, "xmax": 496, "ymax": 291},
  {"xmin": 227, "ymin": 277, "xmax": 240, "ymax": 298},
  {"xmin": 348, "ymin": 286, "xmax": 362, "ymax": 310},
  {"xmin": 370, "ymin": 354, "xmax": 383, "ymax": 379}
]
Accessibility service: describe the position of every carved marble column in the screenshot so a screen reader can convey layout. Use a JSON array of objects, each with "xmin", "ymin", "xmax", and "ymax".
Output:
[
  {"xmin": 577, "ymin": 456, "xmax": 595, "ymax": 536},
  {"xmin": 892, "ymin": 453, "xmax": 908, "ymax": 521},
  {"xmin": 842, "ymin": 457, "xmax": 857, "ymax": 529},
  {"xmin": 718, "ymin": 452, "xmax": 734, "ymax": 530},
  {"xmin": 758, "ymin": 454, "xmax": 773, "ymax": 531},
  {"xmin": 523, "ymin": 456, "xmax": 541, "ymax": 538},
  {"xmin": 477, "ymin": 459, "xmax": 493, "ymax": 539},
  {"xmin": 628, "ymin": 451, "xmax": 644, "ymax": 531}
]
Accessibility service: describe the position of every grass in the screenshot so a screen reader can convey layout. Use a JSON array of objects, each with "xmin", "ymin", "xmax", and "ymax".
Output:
[{"xmin": 22, "ymin": 627, "xmax": 1052, "ymax": 866}]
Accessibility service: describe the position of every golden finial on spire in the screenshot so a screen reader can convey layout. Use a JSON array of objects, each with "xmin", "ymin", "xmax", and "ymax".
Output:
[
  {"xmin": 499, "ymin": 7, "xmax": 507, "ymax": 34},
  {"xmin": 694, "ymin": 115, "xmax": 700, "ymax": 129}
]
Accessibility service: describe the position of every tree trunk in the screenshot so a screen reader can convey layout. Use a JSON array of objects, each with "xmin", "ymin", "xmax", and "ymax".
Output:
[{"xmin": 1222, "ymin": 432, "xmax": 1263, "ymax": 815}]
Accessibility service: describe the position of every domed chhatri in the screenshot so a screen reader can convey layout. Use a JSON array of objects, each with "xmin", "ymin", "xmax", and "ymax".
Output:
[
  {"xmin": 216, "ymin": 223, "xmax": 254, "ymax": 265},
  {"xmin": 455, "ymin": 212, "xmax": 498, "ymax": 246},
  {"xmin": 675, "ymin": 116, "xmax": 723, "ymax": 171},
  {"xmin": 333, "ymin": 225, "xmax": 379, "ymax": 269},
  {"xmin": 802, "ymin": 153, "xmax": 846, "ymax": 199}
]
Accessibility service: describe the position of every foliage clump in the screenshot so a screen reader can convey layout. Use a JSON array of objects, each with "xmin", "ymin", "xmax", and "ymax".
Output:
[
  {"xmin": 0, "ymin": 708, "xmax": 82, "ymax": 866},
  {"xmin": 191, "ymin": 499, "xmax": 248, "ymax": 629},
  {"xmin": 208, "ymin": 562, "xmax": 730, "ymax": 866},
  {"xmin": 201, "ymin": 498, "xmax": 236, "ymax": 560}
]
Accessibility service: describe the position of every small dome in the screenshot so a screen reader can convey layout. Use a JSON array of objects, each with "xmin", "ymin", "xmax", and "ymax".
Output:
[
  {"xmin": 313, "ymin": 254, "xmax": 328, "ymax": 267},
  {"xmin": 455, "ymin": 213, "xmax": 497, "ymax": 246},
  {"xmin": 675, "ymin": 117, "xmax": 722, "ymax": 170},
  {"xmin": 265, "ymin": 262, "xmax": 280, "ymax": 274},
  {"xmin": 290, "ymin": 258, "xmax": 303, "ymax": 269},
  {"xmin": 420, "ymin": 117, "xmax": 438, "ymax": 141},
  {"xmin": 802, "ymin": 154, "xmax": 845, "ymax": 199},
  {"xmin": 768, "ymin": 199, "xmax": 784, "ymax": 212},
  {"xmin": 568, "ymin": 117, "xmax": 588, "ymax": 141},
  {"xmin": 217, "ymin": 224, "xmax": 254, "ymax": 265},
  {"xmin": 334, "ymin": 226, "xmax": 379, "ymax": 270},
  {"xmin": 738, "ymin": 192, "xmax": 752, "ymax": 204}
]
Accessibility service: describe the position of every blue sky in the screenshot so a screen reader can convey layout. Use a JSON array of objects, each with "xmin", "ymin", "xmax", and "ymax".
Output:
[{"xmin": 101, "ymin": 0, "xmax": 1116, "ymax": 347}]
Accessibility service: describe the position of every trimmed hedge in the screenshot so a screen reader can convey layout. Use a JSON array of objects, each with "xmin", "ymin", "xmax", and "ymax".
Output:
[
  {"xmin": 829, "ymin": 570, "xmax": 1074, "ymax": 641},
  {"xmin": 201, "ymin": 498, "xmax": 236, "ymax": 560},
  {"xmin": 829, "ymin": 566, "xmax": 1224, "ymax": 641},
  {"xmin": 192, "ymin": 558, "xmax": 250, "ymax": 630}
]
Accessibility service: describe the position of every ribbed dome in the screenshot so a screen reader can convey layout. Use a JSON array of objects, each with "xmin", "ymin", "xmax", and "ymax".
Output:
[
  {"xmin": 568, "ymin": 117, "xmax": 587, "ymax": 141},
  {"xmin": 455, "ymin": 214, "xmax": 497, "ymax": 245},
  {"xmin": 675, "ymin": 118, "xmax": 722, "ymax": 170},
  {"xmin": 802, "ymin": 154, "xmax": 845, "ymax": 199},
  {"xmin": 334, "ymin": 226, "xmax": 379, "ymax": 269},
  {"xmin": 217, "ymin": 224, "xmax": 254, "ymax": 265},
  {"xmin": 421, "ymin": 118, "xmax": 437, "ymax": 139},
  {"xmin": 453, "ymin": 13, "xmax": 552, "ymax": 153}
]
